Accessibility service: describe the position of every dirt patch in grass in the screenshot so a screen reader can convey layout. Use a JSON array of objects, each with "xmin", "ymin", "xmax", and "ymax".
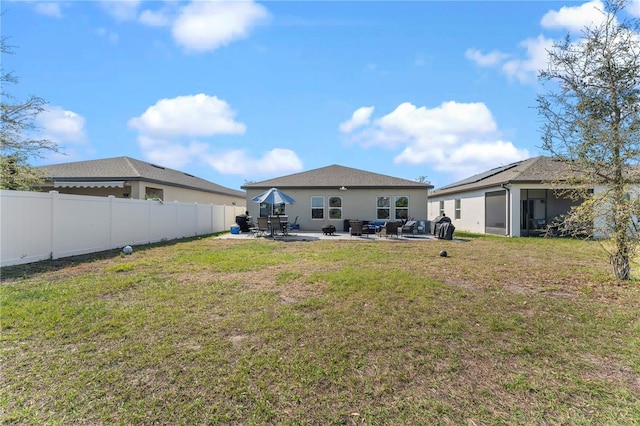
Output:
[{"xmin": 582, "ymin": 353, "xmax": 640, "ymax": 394}]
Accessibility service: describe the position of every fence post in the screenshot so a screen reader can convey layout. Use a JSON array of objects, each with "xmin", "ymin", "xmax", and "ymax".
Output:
[
  {"xmin": 175, "ymin": 201, "xmax": 179, "ymax": 239},
  {"xmin": 148, "ymin": 200, "xmax": 153, "ymax": 243},
  {"xmin": 49, "ymin": 191, "xmax": 59, "ymax": 260},
  {"xmin": 108, "ymin": 195, "xmax": 115, "ymax": 249},
  {"xmin": 194, "ymin": 203, "xmax": 198, "ymax": 236}
]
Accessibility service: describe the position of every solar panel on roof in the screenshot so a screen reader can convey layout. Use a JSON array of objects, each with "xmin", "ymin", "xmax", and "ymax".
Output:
[{"xmin": 437, "ymin": 161, "xmax": 523, "ymax": 190}]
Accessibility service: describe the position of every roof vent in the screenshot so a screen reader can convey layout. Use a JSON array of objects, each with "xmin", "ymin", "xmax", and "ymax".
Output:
[{"xmin": 150, "ymin": 164, "xmax": 165, "ymax": 170}]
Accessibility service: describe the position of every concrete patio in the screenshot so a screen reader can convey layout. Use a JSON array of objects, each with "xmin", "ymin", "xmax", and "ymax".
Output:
[{"xmin": 218, "ymin": 230, "xmax": 439, "ymax": 242}]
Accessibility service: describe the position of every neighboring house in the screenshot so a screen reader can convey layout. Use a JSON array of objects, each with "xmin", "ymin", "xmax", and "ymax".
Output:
[
  {"xmin": 36, "ymin": 156, "xmax": 246, "ymax": 206},
  {"xmin": 242, "ymin": 165, "xmax": 433, "ymax": 232},
  {"xmin": 427, "ymin": 156, "xmax": 585, "ymax": 237}
]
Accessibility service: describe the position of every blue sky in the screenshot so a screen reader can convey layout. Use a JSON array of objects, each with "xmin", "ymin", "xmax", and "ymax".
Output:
[{"xmin": 4, "ymin": 0, "xmax": 640, "ymax": 190}]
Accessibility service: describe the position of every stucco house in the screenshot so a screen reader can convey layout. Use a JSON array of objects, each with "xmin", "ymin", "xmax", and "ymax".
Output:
[
  {"xmin": 242, "ymin": 165, "xmax": 433, "ymax": 232},
  {"xmin": 427, "ymin": 156, "xmax": 586, "ymax": 237},
  {"xmin": 36, "ymin": 156, "xmax": 246, "ymax": 206}
]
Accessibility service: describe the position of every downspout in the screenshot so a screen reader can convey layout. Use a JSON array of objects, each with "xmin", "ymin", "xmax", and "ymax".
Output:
[{"xmin": 501, "ymin": 184, "xmax": 511, "ymax": 237}]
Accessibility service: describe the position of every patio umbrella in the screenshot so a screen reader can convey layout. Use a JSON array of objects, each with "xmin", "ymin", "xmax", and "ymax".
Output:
[{"xmin": 251, "ymin": 187, "xmax": 295, "ymax": 205}]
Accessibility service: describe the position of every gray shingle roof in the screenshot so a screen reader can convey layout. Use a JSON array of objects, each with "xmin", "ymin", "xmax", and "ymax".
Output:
[
  {"xmin": 431, "ymin": 156, "xmax": 572, "ymax": 196},
  {"xmin": 37, "ymin": 156, "xmax": 245, "ymax": 197},
  {"xmin": 242, "ymin": 165, "xmax": 433, "ymax": 190}
]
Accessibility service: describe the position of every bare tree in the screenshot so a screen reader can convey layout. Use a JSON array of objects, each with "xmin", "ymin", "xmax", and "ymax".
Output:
[
  {"xmin": 1, "ymin": 36, "xmax": 60, "ymax": 190},
  {"xmin": 537, "ymin": 0, "xmax": 640, "ymax": 279}
]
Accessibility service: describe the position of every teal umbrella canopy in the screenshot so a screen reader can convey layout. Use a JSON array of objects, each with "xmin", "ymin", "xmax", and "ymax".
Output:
[{"xmin": 251, "ymin": 188, "xmax": 296, "ymax": 205}]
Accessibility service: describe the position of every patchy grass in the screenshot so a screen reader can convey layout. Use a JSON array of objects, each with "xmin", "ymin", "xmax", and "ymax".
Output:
[{"xmin": 2, "ymin": 235, "xmax": 640, "ymax": 424}]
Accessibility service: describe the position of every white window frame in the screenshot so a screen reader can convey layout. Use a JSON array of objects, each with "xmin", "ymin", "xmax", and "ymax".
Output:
[
  {"xmin": 328, "ymin": 196, "xmax": 342, "ymax": 220},
  {"xmin": 395, "ymin": 196, "xmax": 409, "ymax": 220},
  {"xmin": 376, "ymin": 196, "xmax": 391, "ymax": 220},
  {"xmin": 145, "ymin": 187, "xmax": 164, "ymax": 201},
  {"xmin": 311, "ymin": 196, "xmax": 325, "ymax": 220}
]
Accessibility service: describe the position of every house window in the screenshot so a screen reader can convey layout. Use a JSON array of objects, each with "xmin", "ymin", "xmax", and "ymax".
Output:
[
  {"xmin": 311, "ymin": 196, "xmax": 324, "ymax": 219},
  {"xmin": 455, "ymin": 199, "xmax": 461, "ymax": 219},
  {"xmin": 260, "ymin": 203, "xmax": 270, "ymax": 218},
  {"xmin": 439, "ymin": 200, "xmax": 445, "ymax": 216},
  {"xmin": 395, "ymin": 196, "xmax": 409, "ymax": 220},
  {"xmin": 329, "ymin": 196, "xmax": 342, "ymax": 220},
  {"xmin": 145, "ymin": 187, "xmax": 163, "ymax": 201},
  {"xmin": 376, "ymin": 196, "xmax": 390, "ymax": 220},
  {"xmin": 273, "ymin": 203, "xmax": 286, "ymax": 216},
  {"xmin": 260, "ymin": 203, "xmax": 286, "ymax": 217}
]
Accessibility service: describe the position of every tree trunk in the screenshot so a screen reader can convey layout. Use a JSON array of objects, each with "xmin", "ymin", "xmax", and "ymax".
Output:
[{"xmin": 611, "ymin": 250, "xmax": 630, "ymax": 280}]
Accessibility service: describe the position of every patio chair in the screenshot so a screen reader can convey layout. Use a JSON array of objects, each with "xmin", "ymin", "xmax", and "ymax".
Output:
[
  {"xmin": 281, "ymin": 217, "xmax": 290, "ymax": 236},
  {"xmin": 349, "ymin": 220, "xmax": 366, "ymax": 237},
  {"xmin": 279, "ymin": 216, "xmax": 290, "ymax": 236},
  {"xmin": 256, "ymin": 217, "xmax": 269, "ymax": 237},
  {"xmin": 378, "ymin": 221, "xmax": 401, "ymax": 238},
  {"xmin": 401, "ymin": 220, "xmax": 416, "ymax": 237},
  {"xmin": 364, "ymin": 225, "xmax": 376, "ymax": 236}
]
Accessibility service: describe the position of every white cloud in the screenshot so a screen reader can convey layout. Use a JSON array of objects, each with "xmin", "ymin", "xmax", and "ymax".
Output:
[
  {"xmin": 37, "ymin": 106, "xmax": 86, "ymax": 144},
  {"xmin": 139, "ymin": 7, "xmax": 173, "ymax": 27},
  {"xmin": 413, "ymin": 54, "xmax": 426, "ymax": 67},
  {"xmin": 449, "ymin": 140, "xmax": 523, "ymax": 164},
  {"xmin": 137, "ymin": 135, "xmax": 209, "ymax": 169},
  {"xmin": 97, "ymin": 27, "xmax": 119, "ymax": 44},
  {"xmin": 374, "ymin": 101, "xmax": 497, "ymax": 142},
  {"xmin": 34, "ymin": 2, "xmax": 63, "ymax": 18},
  {"xmin": 540, "ymin": 0, "xmax": 605, "ymax": 32},
  {"xmin": 205, "ymin": 148, "xmax": 303, "ymax": 175},
  {"xmin": 466, "ymin": 35, "xmax": 553, "ymax": 85},
  {"xmin": 465, "ymin": 1, "xmax": 620, "ymax": 85},
  {"xmin": 128, "ymin": 94, "xmax": 246, "ymax": 137},
  {"xmin": 465, "ymin": 48, "xmax": 508, "ymax": 67},
  {"xmin": 339, "ymin": 106, "xmax": 374, "ymax": 133},
  {"xmin": 172, "ymin": 0, "xmax": 270, "ymax": 52},
  {"xmin": 12, "ymin": 1, "xmax": 68, "ymax": 18},
  {"xmin": 343, "ymin": 101, "xmax": 529, "ymax": 179},
  {"xmin": 435, "ymin": 140, "xmax": 529, "ymax": 176},
  {"xmin": 629, "ymin": 0, "xmax": 640, "ymax": 18},
  {"xmin": 130, "ymin": 94, "xmax": 301, "ymax": 177},
  {"xmin": 100, "ymin": 0, "xmax": 142, "ymax": 22},
  {"xmin": 96, "ymin": 0, "xmax": 270, "ymax": 53},
  {"xmin": 501, "ymin": 35, "xmax": 554, "ymax": 84}
]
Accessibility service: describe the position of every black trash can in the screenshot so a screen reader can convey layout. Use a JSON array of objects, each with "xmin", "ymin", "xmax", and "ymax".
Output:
[{"xmin": 344, "ymin": 219, "xmax": 351, "ymax": 232}]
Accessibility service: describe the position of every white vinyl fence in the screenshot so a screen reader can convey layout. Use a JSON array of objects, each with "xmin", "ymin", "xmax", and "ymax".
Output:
[{"xmin": 0, "ymin": 190, "xmax": 246, "ymax": 267}]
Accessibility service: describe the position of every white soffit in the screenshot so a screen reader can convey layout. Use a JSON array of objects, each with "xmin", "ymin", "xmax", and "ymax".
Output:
[{"xmin": 54, "ymin": 181, "xmax": 125, "ymax": 188}]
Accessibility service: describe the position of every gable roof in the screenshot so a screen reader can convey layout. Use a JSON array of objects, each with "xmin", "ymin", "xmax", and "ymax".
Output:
[
  {"xmin": 431, "ymin": 156, "xmax": 571, "ymax": 196},
  {"xmin": 242, "ymin": 164, "xmax": 433, "ymax": 190},
  {"xmin": 37, "ymin": 156, "xmax": 245, "ymax": 197}
]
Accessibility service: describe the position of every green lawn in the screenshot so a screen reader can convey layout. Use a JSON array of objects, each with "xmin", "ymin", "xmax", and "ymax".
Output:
[{"xmin": 2, "ymin": 234, "xmax": 639, "ymax": 424}]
